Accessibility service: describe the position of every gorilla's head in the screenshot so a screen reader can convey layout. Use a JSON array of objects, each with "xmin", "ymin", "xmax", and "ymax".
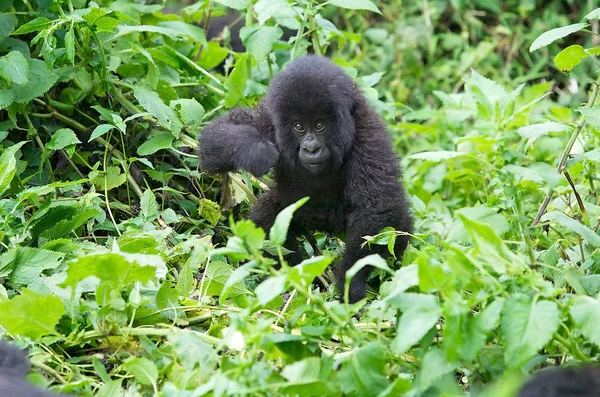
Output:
[{"xmin": 267, "ymin": 56, "xmax": 358, "ymax": 174}]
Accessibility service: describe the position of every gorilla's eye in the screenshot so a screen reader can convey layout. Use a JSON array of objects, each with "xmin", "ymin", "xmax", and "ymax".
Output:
[
  {"xmin": 314, "ymin": 121, "xmax": 325, "ymax": 131},
  {"xmin": 293, "ymin": 122, "xmax": 306, "ymax": 132}
]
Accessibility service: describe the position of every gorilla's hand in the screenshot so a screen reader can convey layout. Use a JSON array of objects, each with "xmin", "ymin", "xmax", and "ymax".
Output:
[{"xmin": 236, "ymin": 137, "xmax": 279, "ymax": 177}]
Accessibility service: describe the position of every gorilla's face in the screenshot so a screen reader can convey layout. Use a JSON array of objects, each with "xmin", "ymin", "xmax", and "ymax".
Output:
[{"xmin": 292, "ymin": 118, "xmax": 332, "ymax": 174}]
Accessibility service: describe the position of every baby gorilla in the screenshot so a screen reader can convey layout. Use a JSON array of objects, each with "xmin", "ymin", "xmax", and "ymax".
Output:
[
  {"xmin": 0, "ymin": 340, "xmax": 69, "ymax": 397},
  {"xmin": 517, "ymin": 365, "xmax": 600, "ymax": 397},
  {"xmin": 199, "ymin": 55, "xmax": 412, "ymax": 302}
]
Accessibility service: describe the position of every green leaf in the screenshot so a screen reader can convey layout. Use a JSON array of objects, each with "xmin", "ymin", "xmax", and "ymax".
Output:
[
  {"xmin": 0, "ymin": 289, "xmax": 65, "ymax": 340},
  {"xmin": 529, "ymin": 23, "xmax": 587, "ymax": 52},
  {"xmin": 133, "ymin": 86, "xmax": 182, "ymax": 134},
  {"xmin": 213, "ymin": 0, "xmax": 247, "ymax": 10},
  {"xmin": 89, "ymin": 166, "xmax": 126, "ymax": 191},
  {"xmin": 553, "ymin": 212, "xmax": 600, "ymax": 247},
  {"xmin": 0, "ymin": 141, "xmax": 26, "ymax": 197},
  {"xmin": 407, "ymin": 151, "xmax": 464, "ymax": 161},
  {"xmin": 10, "ymin": 59, "xmax": 57, "ymax": 104},
  {"xmin": 122, "ymin": 357, "xmax": 158, "ymax": 386},
  {"xmin": 585, "ymin": 7, "xmax": 600, "ymax": 20},
  {"xmin": 501, "ymin": 294, "xmax": 560, "ymax": 369},
  {"xmin": 225, "ymin": 55, "xmax": 249, "ymax": 108},
  {"xmin": 220, "ymin": 262, "xmax": 254, "ymax": 303},
  {"xmin": 60, "ymin": 252, "xmax": 160, "ymax": 306},
  {"xmin": 338, "ymin": 342, "xmax": 388, "ymax": 396},
  {"xmin": 269, "ymin": 197, "xmax": 309, "ymax": 247},
  {"xmin": 516, "ymin": 121, "xmax": 568, "ymax": 146},
  {"xmin": 198, "ymin": 198, "xmax": 221, "ymax": 227},
  {"xmin": 239, "ymin": 26, "xmax": 283, "ymax": 61},
  {"xmin": 0, "ymin": 247, "xmax": 64, "ymax": 285},
  {"xmin": 203, "ymin": 261, "xmax": 248, "ymax": 298},
  {"xmin": 46, "ymin": 128, "xmax": 80, "ymax": 151},
  {"xmin": 89, "ymin": 124, "xmax": 115, "ymax": 142},
  {"xmin": 255, "ymin": 275, "xmax": 286, "ymax": 305},
  {"xmin": 65, "ymin": 28, "xmax": 75, "ymax": 64},
  {"xmin": 461, "ymin": 298, "xmax": 505, "ymax": 361},
  {"xmin": 416, "ymin": 348, "xmax": 458, "ymax": 392},
  {"xmin": 170, "ymin": 98, "xmax": 204, "ymax": 126},
  {"xmin": 137, "ymin": 131, "xmax": 174, "ymax": 156},
  {"xmin": 327, "ymin": 0, "xmax": 381, "ymax": 13},
  {"xmin": 390, "ymin": 293, "xmax": 442, "ymax": 355},
  {"xmin": 459, "ymin": 214, "xmax": 520, "ymax": 274},
  {"xmin": 158, "ymin": 21, "xmax": 207, "ymax": 47},
  {"xmin": 140, "ymin": 189, "xmax": 159, "ymax": 222},
  {"xmin": 156, "ymin": 280, "xmax": 179, "ymax": 310},
  {"xmin": 346, "ymin": 254, "xmax": 392, "ymax": 283},
  {"xmin": 0, "ymin": 51, "xmax": 29, "ymax": 85},
  {"xmin": 553, "ymin": 44, "xmax": 588, "ymax": 72},
  {"xmin": 570, "ymin": 296, "xmax": 600, "ymax": 348},
  {"xmin": 288, "ymin": 256, "xmax": 332, "ymax": 286},
  {"xmin": 578, "ymin": 105, "xmax": 600, "ymax": 130},
  {"xmin": 12, "ymin": 17, "xmax": 52, "ymax": 35},
  {"xmin": 0, "ymin": 13, "xmax": 16, "ymax": 42}
]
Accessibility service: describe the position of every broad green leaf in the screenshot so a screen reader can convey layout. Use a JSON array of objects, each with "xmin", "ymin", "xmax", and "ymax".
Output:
[
  {"xmin": 137, "ymin": 131, "xmax": 174, "ymax": 156},
  {"xmin": 158, "ymin": 21, "xmax": 207, "ymax": 47},
  {"xmin": 461, "ymin": 298, "xmax": 505, "ymax": 361},
  {"xmin": 570, "ymin": 296, "xmax": 600, "ymax": 348},
  {"xmin": 448, "ymin": 206, "xmax": 510, "ymax": 242},
  {"xmin": 176, "ymin": 260, "xmax": 194, "ymax": 298},
  {"xmin": 459, "ymin": 214, "xmax": 520, "ymax": 274},
  {"xmin": 12, "ymin": 17, "xmax": 52, "ymax": 35},
  {"xmin": 327, "ymin": 0, "xmax": 381, "ymax": 13},
  {"xmin": 554, "ymin": 44, "xmax": 588, "ymax": 72},
  {"xmin": 416, "ymin": 348, "xmax": 458, "ymax": 392},
  {"xmin": 255, "ymin": 275, "xmax": 286, "ymax": 305},
  {"xmin": 170, "ymin": 98, "xmax": 204, "ymax": 126},
  {"xmin": 407, "ymin": 151, "xmax": 464, "ymax": 161},
  {"xmin": 554, "ymin": 212, "xmax": 600, "ymax": 247},
  {"xmin": 156, "ymin": 280, "xmax": 179, "ymax": 310},
  {"xmin": 585, "ymin": 7, "xmax": 600, "ymax": 20},
  {"xmin": 269, "ymin": 197, "xmax": 309, "ymax": 247},
  {"xmin": 89, "ymin": 166, "xmax": 126, "ymax": 191},
  {"xmin": 468, "ymin": 69, "xmax": 507, "ymax": 104},
  {"xmin": 60, "ymin": 252, "xmax": 160, "ymax": 306},
  {"xmin": 198, "ymin": 198, "xmax": 221, "ymax": 227},
  {"xmin": 89, "ymin": 124, "xmax": 115, "ymax": 142},
  {"xmin": 0, "ymin": 289, "xmax": 65, "ymax": 340},
  {"xmin": 46, "ymin": 128, "xmax": 80, "ymax": 151},
  {"xmin": 530, "ymin": 23, "xmax": 587, "ymax": 52},
  {"xmin": 239, "ymin": 26, "xmax": 283, "ymax": 61},
  {"xmin": 578, "ymin": 105, "xmax": 600, "ymax": 130},
  {"xmin": 122, "ymin": 357, "xmax": 158, "ymax": 386},
  {"xmin": 65, "ymin": 28, "xmax": 75, "ymax": 64},
  {"xmin": 281, "ymin": 357, "xmax": 320, "ymax": 383},
  {"xmin": 254, "ymin": 0, "xmax": 295, "ymax": 25},
  {"xmin": 140, "ymin": 189, "xmax": 159, "ymax": 222},
  {"xmin": 346, "ymin": 254, "xmax": 392, "ymax": 283},
  {"xmin": 0, "ymin": 89, "xmax": 13, "ymax": 109},
  {"xmin": 220, "ymin": 261, "xmax": 255, "ymax": 303},
  {"xmin": 0, "ymin": 51, "xmax": 29, "ymax": 85},
  {"xmin": 225, "ymin": 55, "xmax": 249, "ymax": 108},
  {"xmin": 168, "ymin": 332, "xmax": 217, "ymax": 377},
  {"xmin": 383, "ymin": 264, "xmax": 419, "ymax": 301},
  {"xmin": 10, "ymin": 59, "xmax": 57, "ymax": 104},
  {"xmin": 338, "ymin": 342, "xmax": 388, "ymax": 397},
  {"xmin": 516, "ymin": 121, "xmax": 568, "ymax": 149},
  {"xmin": 0, "ymin": 247, "xmax": 64, "ymax": 285},
  {"xmin": 213, "ymin": 0, "xmax": 247, "ymax": 10},
  {"xmin": 501, "ymin": 294, "xmax": 559, "ymax": 369},
  {"xmin": 0, "ymin": 141, "xmax": 26, "ymax": 197},
  {"xmin": 287, "ymin": 256, "xmax": 332, "ymax": 286},
  {"xmin": 390, "ymin": 293, "xmax": 442, "ymax": 355},
  {"xmin": 0, "ymin": 13, "xmax": 16, "ymax": 42},
  {"xmin": 111, "ymin": 25, "xmax": 198, "ymax": 42},
  {"xmin": 39, "ymin": 207, "xmax": 99, "ymax": 242},
  {"xmin": 133, "ymin": 86, "xmax": 182, "ymax": 133},
  {"xmin": 202, "ymin": 261, "xmax": 248, "ymax": 297}
]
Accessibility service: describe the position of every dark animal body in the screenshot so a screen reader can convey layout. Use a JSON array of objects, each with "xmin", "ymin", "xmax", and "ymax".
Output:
[
  {"xmin": 518, "ymin": 365, "xmax": 600, "ymax": 397},
  {"xmin": 0, "ymin": 340, "xmax": 69, "ymax": 397},
  {"xmin": 199, "ymin": 55, "xmax": 412, "ymax": 302}
]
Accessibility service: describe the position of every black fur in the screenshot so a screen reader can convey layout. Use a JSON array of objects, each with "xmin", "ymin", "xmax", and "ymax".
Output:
[
  {"xmin": 0, "ymin": 340, "xmax": 68, "ymax": 396},
  {"xmin": 518, "ymin": 366, "xmax": 600, "ymax": 397},
  {"xmin": 199, "ymin": 55, "xmax": 412, "ymax": 303}
]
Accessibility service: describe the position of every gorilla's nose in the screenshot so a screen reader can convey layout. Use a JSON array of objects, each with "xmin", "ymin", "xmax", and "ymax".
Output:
[{"xmin": 301, "ymin": 140, "xmax": 322, "ymax": 155}]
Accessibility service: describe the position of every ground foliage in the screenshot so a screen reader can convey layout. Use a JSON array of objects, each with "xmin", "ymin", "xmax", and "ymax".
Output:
[{"xmin": 0, "ymin": 0, "xmax": 600, "ymax": 396}]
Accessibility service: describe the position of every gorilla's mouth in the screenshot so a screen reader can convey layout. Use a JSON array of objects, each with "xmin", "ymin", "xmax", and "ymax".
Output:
[{"xmin": 302, "ymin": 160, "xmax": 326, "ymax": 173}]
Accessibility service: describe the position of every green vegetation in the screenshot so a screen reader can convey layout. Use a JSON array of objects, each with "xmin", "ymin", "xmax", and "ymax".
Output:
[{"xmin": 0, "ymin": 0, "xmax": 600, "ymax": 395}]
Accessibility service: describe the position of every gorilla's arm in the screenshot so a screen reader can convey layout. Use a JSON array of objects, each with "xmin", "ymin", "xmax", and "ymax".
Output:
[
  {"xmin": 199, "ymin": 102, "xmax": 279, "ymax": 177},
  {"xmin": 337, "ymin": 102, "xmax": 413, "ymax": 303}
]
